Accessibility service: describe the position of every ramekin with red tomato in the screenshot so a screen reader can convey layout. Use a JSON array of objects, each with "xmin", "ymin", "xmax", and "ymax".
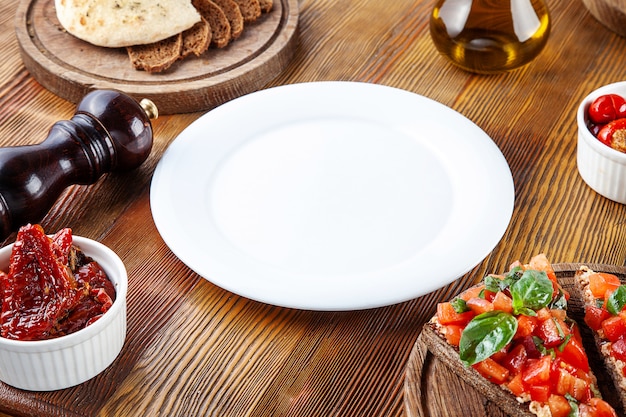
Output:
[{"xmin": 577, "ymin": 81, "xmax": 626, "ymax": 204}]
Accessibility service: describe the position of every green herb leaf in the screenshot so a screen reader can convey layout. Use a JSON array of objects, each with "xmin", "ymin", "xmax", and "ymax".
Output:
[
  {"xmin": 550, "ymin": 288, "xmax": 568, "ymax": 310},
  {"xmin": 451, "ymin": 297, "xmax": 469, "ymax": 313},
  {"xmin": 510, "ymin": 270, "xmax": 554, "ymax": 315},
  {"xmin": 459, "ymin": 311, "xmax": 517, "ymax": 366},
  {"xmin": 607, "ymin": 285, "xmax": 626, "ymax": 315}
]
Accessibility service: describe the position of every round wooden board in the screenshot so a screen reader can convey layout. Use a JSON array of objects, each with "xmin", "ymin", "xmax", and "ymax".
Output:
[
  {"xmin": 14, "ymin": 0, "xmax": 299, "ymax": 114},
  {"xmin": 404, "ymin": 263, "xmax": 626, "ymax": 417}
]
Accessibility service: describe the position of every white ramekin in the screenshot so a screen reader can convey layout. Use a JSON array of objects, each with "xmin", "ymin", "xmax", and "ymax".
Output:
[
  {"xmin": 0, "ymin": 235, "xmax": 127, "ymax": 391},
  {"xmin": 577, "ymin": 81, "xmax": 626, "ymax": 204}
]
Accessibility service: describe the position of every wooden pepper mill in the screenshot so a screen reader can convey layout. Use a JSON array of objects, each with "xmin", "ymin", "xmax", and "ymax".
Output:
[{"xmin": 0, "ymin": 89, "xmax": 158, "ymax": 240}]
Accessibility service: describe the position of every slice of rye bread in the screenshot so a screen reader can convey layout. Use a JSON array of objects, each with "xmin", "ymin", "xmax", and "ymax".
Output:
[
  {"xmin": 126, "ymin": 33, "xmax": 183, "ymax": 72},
  {"xmin": 258, "ymin": 0, "xmax": 272, "ymax": 13},
  {"xmin": 574, "ymin": 266, "xmax": 626, "ymax": 412},
  {"xmin": 212, "ymin": 0, "xmax": 244, "ymax": 40},
  {"xmin": 420, "ymin": 322, "xmax": 541, "ymax": 417},
  {"xmin": 192, "ymin": 0, "xmax": 232, "ymax": 48},
  {"xmin": 232, "ymin": 0, "xmax": 261, "ymax": 23},
  {"xmin": 180, "ymin": 17, "xmax": 212, "ymax": 58}
]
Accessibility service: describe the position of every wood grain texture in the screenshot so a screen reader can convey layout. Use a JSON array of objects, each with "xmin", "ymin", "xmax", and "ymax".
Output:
[
  {"xmin": 0, "ymin": 0, "xmax": 624, "ymax": 416},
  {"xmin": 14, "ymin": 0, "xmax": 299, "ymax": 114},
  {"xmin": 405, "ymin": 264, "xmax": 626, "ymax": 417}
]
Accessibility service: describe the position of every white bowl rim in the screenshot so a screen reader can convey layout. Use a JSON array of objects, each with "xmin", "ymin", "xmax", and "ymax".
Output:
[
  {"xmin": 0, "ymin": 235, "xmax": 127, "ymax": 351},
  {"xmin": 577, "ymin": 81, "xmax": 626, "ymax": 164}
]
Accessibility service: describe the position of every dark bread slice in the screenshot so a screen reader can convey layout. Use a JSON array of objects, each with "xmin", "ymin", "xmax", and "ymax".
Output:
[
  {"xmin": 232, "ymin": 0, "xmax": 261, "ymax": 23},
  {"xmin": 212, "ymin": 0, "xmax": 244, "ymax": 40},
  {"xmin": 574, "ymin": 267, "xmax": 626, "ymax": 412},
  {"xmin": 258, "ymin": 0, "xmax": 272, "ymax": 13},
  {"xmin": 192, "ymin": 0, "xmax": 232, "ymax": 48},
  {"xmin": 126, "ymin": 33, "xmax": 183, "ymax": 72},
  {"xmin": 421, "ymin": 322, "xmax": 536, "ymax": 417},
  {"xmin": 180, "ymin": 17, "xmax": 211, "ymax": 58}
]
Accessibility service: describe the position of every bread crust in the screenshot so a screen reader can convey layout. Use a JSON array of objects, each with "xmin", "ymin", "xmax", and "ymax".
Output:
[{"xmin": 421, "ymin": 321, "xmax": 536, "ymax": 417}]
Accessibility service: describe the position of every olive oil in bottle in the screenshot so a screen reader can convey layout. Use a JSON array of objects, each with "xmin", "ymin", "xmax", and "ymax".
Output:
[{"xmin": 430, "ymin": 0, "xmax": 550, "ymax": 74}]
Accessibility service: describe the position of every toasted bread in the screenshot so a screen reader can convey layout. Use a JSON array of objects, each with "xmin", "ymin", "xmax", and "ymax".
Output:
[
  {"xmin": 258, "ymin": 0, "xmax": 272, "ymax": 13},
  {"xmin": 574, "ymin": 266, "xmax": 626, "ymax": 412},
  {"xmin": 180, "ymin": 17, "xmax": 212, "ymax": 58},
  {"xmin": 424, "ymin": 255, "xmax": 618, "ymax": 417},
  {"xmin": 126, "ymin": 33, "xmax": 183, "ymax": 73},
  {"xmin": 211, "ymin": 0, "xmax": 244, "ymax": 40},
  {"xmin": 232, "ymin": 0, "xmax": 261, "ymax": 23},
  {"xmin": 192, "ymin": 0, "xmax": 232, "ymax": 48}
]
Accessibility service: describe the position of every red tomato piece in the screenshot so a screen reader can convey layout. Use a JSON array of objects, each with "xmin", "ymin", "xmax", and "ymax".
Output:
[
  {"xmin": 536, "ymin": 317, "xmax": 568, "ymax": 348},
  {"xmin": 466, "ymin": 297, "xmax": 494, "ymax": 315},
  {"xmin": 522, "ymin": 355, "xmax": 552, "ymax": 385},
  {"xmin": 472, "ymin": 358, "xmax": 510, "ymax": 384},
  {"xmin": 611, "ymin": 337, "xmax": 626, "ymax": 362},
  {"xmin": 444, "ymin": 324, "xmax": 463, "ymax": 347},
  {"xmin": 588, "ymin": 272, "xmax": 621, "ymax": 298},
  {"xmin": 492, "ymin": 291, "xmax": 513, "ymax": 314},
  {"xmin": 528, "ymin": 384, "xmax": 551, "ymax": 403},
  {"xmin": 585, "ymin": 305, "xmax": 611, "ymax": 331},
  {"xmin": 557, "ymin": 336, "xmax": 590, "ymax": 373},
  {"xmin": 602, "ymin": 315, "xmax": 626, "ymax": 342},
  {"xmin": 588, "ymin": 94, "xmax": 626, "ymax": 124},
  {"xmin": 514, "ymin": 315, "xmax": 538, "ymax": 339},
  {"xmin": 501, "ymin": 343, "xmax": 528, "ymax": 375},
  {"xmin": 459, "ymin": 285, "xmax": 485, "ymax": 301},
  {"xmin": 589, "ymin": 398, "xmax": 619, "ymax": 417},
  {"xmin": 436, "ymin": 302, "xmax": 474, "ymax": 325},
  {"xmin": 548, "ymin": 394, "xmax": 572, "ymax": 417},
  {"xmin": 598, "ymin": 119, "xmax": 626, "ymax": 151},
  {"xmin": 507, "ymin": 373, "xmax": 525, "ymax": 397}
]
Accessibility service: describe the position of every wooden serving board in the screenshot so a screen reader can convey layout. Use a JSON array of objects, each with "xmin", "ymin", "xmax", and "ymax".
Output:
[
  {"xmin": 14, "ymin": 0, "xmax": 299, "ymax": 114},
  {"xmin": 404, "ymin": 263, "xmax": 626, "ymax": 417}
]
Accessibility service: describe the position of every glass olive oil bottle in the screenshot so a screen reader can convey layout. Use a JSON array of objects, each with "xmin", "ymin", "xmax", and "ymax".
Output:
[{"xmin": 430, "ymin": 0, "xmax": 550, "ymax": 74}]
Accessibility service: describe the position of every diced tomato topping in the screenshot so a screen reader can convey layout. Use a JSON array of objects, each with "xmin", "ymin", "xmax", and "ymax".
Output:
[
  {"xmin": 588, "ymin": 398, "xmax": 619, "ymax": 417},
  {"xmin": 536, "ymin": 317, "xmax": 569, "ymax": 348},
  {"xmin": 536, "ymin": 307, "xmax": 552, "ymax": 321},
  {"xmin": 585, "ymin": 305, "xmax": 611, "ymax": 331},
  {"xmin": 443, "ymin": 324, "xmax": 463, "ymax": 347},
  {"xmin": 501, "ymin": 344, "xmax": 527, "ymax": 375},
  {"xmin": 466, "ymin": 297, "xmax": 494, "ymax": 315},
  {"xmin": 528, "ymin": 384, "xmax": 551, "ymax": 403},
  {"xmin": 548, "ymin": 394, "xmax": 572, "ymax": 417},
  {"xmin": 514, "ymin": 315, "xmax": 538, "ymax": 339},
  {"xmin": 601, "ymin": 315, "xmax": 626, "ymax": 342},
  {"xmin": 611, "ymin": 336, "xmax": 626, "ymax": 361},
  {"xmin": 557, "ymin": 336, "xmax": 590, "ymax": 372},
  {"xmin": 492, "ymin": 291, "xmax": 513, "ymax": 314},
  {"xmin": 522, "ymin": 355, "xmax": 552, "ymax": 385},
  {"xmin": 554, "ymin": 367, "xmax": 590, "ymax": 402},
  {"xmin": 507, "ymin": 373, "xmax": 525, "ymax": 397},
  {"xmin": 483, "ymin": 289, "xmax": 497, "ymax": 302},
  {"xmin": 588, "ymin": 272, "xmax": 621, "ymax": 299},
  {"xmin": 519, "ymin": 335, "xmax": 542, "ymax": 359},
  {"xmin": 436, "ymin": 302, "xmax": 474, "ymax": 325},
  {"xmin": 472, "ymin": 357, "xmax": 510, "ymax": 384}
]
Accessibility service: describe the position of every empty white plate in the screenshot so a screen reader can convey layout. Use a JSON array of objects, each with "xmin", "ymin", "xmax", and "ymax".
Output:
[{"xmin": 150, "ymin": 82, "xmax": 514, "ymax": 310}]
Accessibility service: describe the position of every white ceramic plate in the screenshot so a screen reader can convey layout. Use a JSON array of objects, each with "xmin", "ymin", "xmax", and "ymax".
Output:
[{"xmin": 150, "ymin": 82, "xmax": 514, "ymax": 310}]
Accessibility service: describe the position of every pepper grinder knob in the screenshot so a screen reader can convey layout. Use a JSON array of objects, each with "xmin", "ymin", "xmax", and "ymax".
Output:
[{"xmin": 0, "ymin": 89, "xmax": 156, "ymax": 240}]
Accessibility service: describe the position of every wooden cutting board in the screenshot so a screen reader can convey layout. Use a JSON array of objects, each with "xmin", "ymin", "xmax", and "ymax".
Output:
[
  {"xmin": 15, "ymin": 0, "xmax": 299, "ymax": 114},
  {"xmin": 404, "ymin": 263, "xmax": 626, "ymax": 417}
]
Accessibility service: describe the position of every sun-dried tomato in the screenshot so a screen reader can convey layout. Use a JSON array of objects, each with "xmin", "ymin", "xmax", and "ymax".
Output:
[{"xmin": 0, "ymin": 224, "xmax": 115, "ymax": 341}]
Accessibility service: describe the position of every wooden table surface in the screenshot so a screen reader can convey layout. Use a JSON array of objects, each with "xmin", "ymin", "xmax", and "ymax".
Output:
[{"xmin": 1, "ymin": 0, "xmax": 626, "ymax": 416}]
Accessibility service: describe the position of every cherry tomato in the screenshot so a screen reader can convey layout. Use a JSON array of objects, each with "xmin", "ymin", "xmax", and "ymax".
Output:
[
  {"xmin": 597, "ymin": 118, "xmax": 626, "ymax": 152},
  {"xmin": 588, "ymin": 94, "xmax": 626, "ymax": 124}
]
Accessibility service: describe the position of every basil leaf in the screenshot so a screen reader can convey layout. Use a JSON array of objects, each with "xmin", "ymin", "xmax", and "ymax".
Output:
[
  {"xmin": 510, "ymin": 270, "xmax": 554, "ymax": 315},
  {"xmin": 607, "ymin": 285, "xmax": 626, "ymax": 315},
  {"xmin": 550, "ymin": 288, "xmax": 568, "ymax": 310},
  {"xmin": 484, "ymin": 275, "xmax": 501, "ymax": 293},
  {"xmin": 459, "ymin": 311, "xmax": 517, "ymax": 366},
  {"xmin": 451, "ymin": 297, "xmax": 469, "ymax": 313}
]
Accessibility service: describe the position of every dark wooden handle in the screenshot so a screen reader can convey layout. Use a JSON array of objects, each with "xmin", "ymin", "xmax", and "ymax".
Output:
[{"xmin": 0, "ymin": 89, "xmax": 155, "ymax": 240}]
